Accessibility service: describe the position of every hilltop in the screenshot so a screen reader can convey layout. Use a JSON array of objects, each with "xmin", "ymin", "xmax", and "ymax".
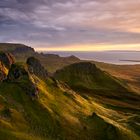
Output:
[
  {"xmin": 0, "ymin": 43, "xmax": 35, "ymax": 53},
  {"xmin": 54, "ymin": 62, "xmax": 126, "ymax": 92}
]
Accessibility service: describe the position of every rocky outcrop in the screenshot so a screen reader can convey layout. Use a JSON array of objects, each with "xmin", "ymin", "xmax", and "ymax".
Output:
[
  {"xmin": 0, "ymin": 61, "xmax": 7, "ymax": 81},
  {"xmin": 0, "ymin": 52, "xmax": 15, "ymax": 69},
  {"xmin": 26, "ymin": 57, "xmax": 48, "ymax": 80},
  {"xmin": 7, "ymin": 64, "xmax": 38, "ymax": 98},
  {"xmin": 0, "ymin": 52, "xmax": 15, "ymax": 82},
  {"xmin": 7, "ymin": 64, "xmax": 29, "ymax": 82}
]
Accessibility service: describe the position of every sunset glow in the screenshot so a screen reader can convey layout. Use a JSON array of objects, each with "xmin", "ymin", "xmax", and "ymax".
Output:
[
  {"xmin": 0, "ymin": 0, "xmax": 140, "ymax": 51},
  {"xmin": 35, "ymin": 44, "xmax": 140, "ymax": 52}
]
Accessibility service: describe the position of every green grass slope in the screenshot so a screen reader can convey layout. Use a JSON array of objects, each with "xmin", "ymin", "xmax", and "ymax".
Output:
[
  {"xmin": 54, "ymin": 62, "xmax": 126, "ymax": 92},
  {"xmin": 54, "ymin": 62, "xmax": 140, "ymax": 121},
  {"xmin": 0, "ymin": 63, "xmax": 139, "ymax": 140},
  {"xmin": 0, "ymin": 80, "xmax": 138, "ymax": 140}
]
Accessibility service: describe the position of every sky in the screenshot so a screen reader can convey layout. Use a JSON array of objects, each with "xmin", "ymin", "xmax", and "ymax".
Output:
[{"xmin": 0, "ymin": 0, "xmax": 140, "ymax": 51}]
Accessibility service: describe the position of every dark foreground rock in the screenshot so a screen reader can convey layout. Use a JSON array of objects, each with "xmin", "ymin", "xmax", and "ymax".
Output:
[
  {"xmin": 7, "ymin": 64, "xmax": 38, "ymax": 98},
  {"xmin": 26, "ymin": 57, "xmax": 48, "ymax": 80},
  {"xmin": 0, "ymin": 52, "xmax": 15, "ymax": 69},
  {"xmin": 0, "ymin": 61, "xmax": 7, "ymax": 81}
]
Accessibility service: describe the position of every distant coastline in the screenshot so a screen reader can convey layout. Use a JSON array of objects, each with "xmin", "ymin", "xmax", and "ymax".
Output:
[
  {"xmin": 44, "ymin": 51, "xmax": 140, "ymax": 65},
  {"xmin": 120, "ymin": 60, "xmax": 140, "ymax": 62}
]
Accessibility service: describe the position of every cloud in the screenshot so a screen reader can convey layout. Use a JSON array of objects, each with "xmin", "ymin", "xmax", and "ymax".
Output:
[{"xmin": 0, "ymin": 0, "xmax": 140, "ymax": 49}]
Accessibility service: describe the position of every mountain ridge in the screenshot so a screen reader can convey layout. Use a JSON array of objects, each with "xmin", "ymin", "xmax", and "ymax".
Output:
[{"xmin": 54, "ymin": 62, "xmax": 127, "ymax": 92}]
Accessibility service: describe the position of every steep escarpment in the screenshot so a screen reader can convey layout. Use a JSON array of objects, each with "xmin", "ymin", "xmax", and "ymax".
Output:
[
  {"xmin": 0, "ymin": 52, "xmax": 15, "ymax": 69},
  {"xmin": 0, "ymin": 61, "xmax": 7, "ymax": 81},
  {"xmin": 0, "ymin": 43, "xmax": 35, "ymax": 53},
  {"xmin": 0, "ymin": 52, "xmax": 15, "ymax": 81},
  {"xmin": 27, "ymin": 57, "xmax": 48, "ymax": 80},
  {"xmin": 7, "ymin": 63, "xmax": 39, "ymax": 98}
]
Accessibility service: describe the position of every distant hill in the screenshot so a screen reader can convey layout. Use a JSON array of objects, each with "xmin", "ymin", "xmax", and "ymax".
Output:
[
  {"xmin": 0, "ymin": 43, "xmax": 35, "ymax": 53},
  {"xmin": 0, "ymin": 43, "xmax": 81, "ymax": 72},
  {"xmin": 54, "ymin": 62, "xmax": 140, "ymax": 112},
  {"xmin": 54, "ymin": 62, "xmax": 126, "ymax": 92}
]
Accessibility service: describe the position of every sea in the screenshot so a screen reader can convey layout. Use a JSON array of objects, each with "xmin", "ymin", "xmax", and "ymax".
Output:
[{"xmin": 44, "ymin": 51, "xmax": 140, "ymax": 65}]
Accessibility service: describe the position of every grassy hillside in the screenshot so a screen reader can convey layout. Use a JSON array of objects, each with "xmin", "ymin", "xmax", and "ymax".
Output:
[
  {"xmin": 92, "ymin": 61, "xmax": 140, "ymax": 94},
  {"xmin": 54, "ymin": 62, "xmax": 127, "ymax": 92},
  {"xmin": 54, "ymin": 62, "xmax": 140, "ymax": 111},
  {"xmin": 0, "ymin": 79, "xmax": 139, "ymax": 140},
  {"xmin": 1, "ymin": 43, "xmax": 140, "ymax": 93},
  {"xmin": 0, "ymin": 62, "xmax": 139, "ymax": 140},
  {"xmin": 0, "ymin": 44, "xmax": 140, "ymax": 140}
]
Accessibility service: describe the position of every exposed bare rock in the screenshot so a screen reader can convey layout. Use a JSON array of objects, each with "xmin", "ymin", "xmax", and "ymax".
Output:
[
  {"xmin": 0, "ymin": 52, "xmax": 15, "ymax": 69},
  {"xmin": 26, "ymin": 57, "xmax": 48, "ymax": 80},
  {"xmin": 7, "ymin": 64, "xmax": 38, "ymax": 98},
  {"xmin": 7, "ymin": 64, "xmax": 29, "ymax": 82},
  {"xmin": 0, "ymin": 61, "xmax": 7, "ymax": 81}
]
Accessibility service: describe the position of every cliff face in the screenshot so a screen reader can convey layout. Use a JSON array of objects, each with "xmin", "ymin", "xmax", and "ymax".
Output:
[
  {"xmin": 0, "ymin": 52, "xmax": 15, "ymax": 81},
  {"xmin": 0, "ymin": 43, "xmax": 35, "ymax": 53},
  {"xmin": 0, "ymin": 52, "xmax": 15, "ymax": 69},
  {"xmin": 0, "ymin": 61, "xmax": 7, "ymax": 81},
  {"xmin": 7, "ymin": 63, "xmax": 38, "ymax": 97},
  {"xmin": 27, "ymin": 57, "xmax": 48, "ymax": 80},
  {"xmin": 12, "ymin": 45, "xmax": 35, "ymax": 54},
  {"xmin": 7, "ymin": 64, "xmax": 29, "ymax": 82}
]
